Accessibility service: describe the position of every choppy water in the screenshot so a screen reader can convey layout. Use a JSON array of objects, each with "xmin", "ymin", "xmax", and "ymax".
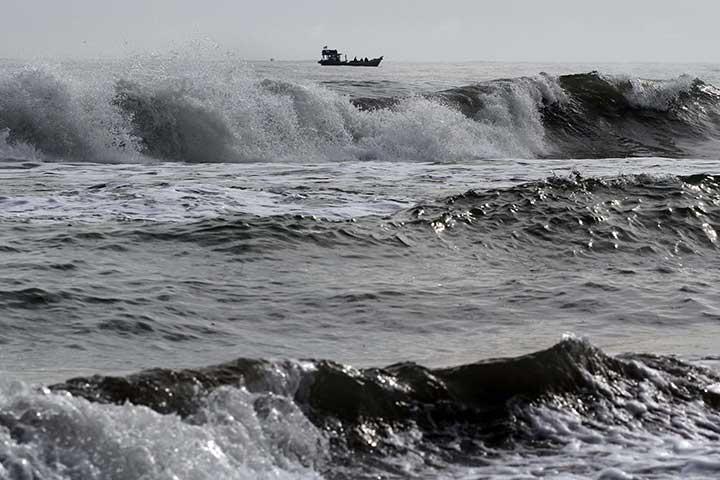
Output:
[{"xmin": 1, "ymin": 57, "xmax": 720, "ymax": 479}]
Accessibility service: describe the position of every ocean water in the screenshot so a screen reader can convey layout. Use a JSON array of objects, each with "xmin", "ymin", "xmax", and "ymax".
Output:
[{"xmin": 1, "ymin": 56, "xmax": 720, "ymax": 478}]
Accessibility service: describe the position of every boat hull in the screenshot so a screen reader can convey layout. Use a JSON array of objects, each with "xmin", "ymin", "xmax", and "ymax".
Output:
[{"xmin": 319, "ymin": 56, "xmax": 383, "ymax": 67}]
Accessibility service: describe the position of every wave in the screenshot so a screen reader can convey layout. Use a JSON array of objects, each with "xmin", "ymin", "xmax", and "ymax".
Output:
[
  {"xmin": 357, "ymin": 71, "xmax": 720, "ymax": 160},
  {"xmin": 391, "ymin": 172, "xmax": 720, "ymax": 257},
  {"xmin": 408, "ymin": 72, "xmax": 720, "ymax": 159},
  {"xmin": 111, "ymin": 79, "xmax": 237, "ymax": 163},
  {"xmin": 3, "ymin": 172, "xmax": 714, "ymax": 267},
  {"xmin": 546, "ymin": 73, "xmax": 720, "ymax": 158},
  {"xmin": 75, "ymin": 173, "xmax": 716, "ymax": 260},
  {"xmin": 3, "ymin": 66, "xmax": 720, "ymax": 163},
  {"xmin": 12, "ymin": 337, "xmax": 712, "ymax": 478},
  {"xmin": 108, "ymin": 173, "xmax": 720, "ymax": 261},
  {"xmin": 0, "ymin": 69, "xmax": 140, "ymax": 163}
]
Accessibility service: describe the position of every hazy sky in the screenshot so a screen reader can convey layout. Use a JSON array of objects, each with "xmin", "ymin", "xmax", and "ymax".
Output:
[{"xmin": 1, "ymin": 0, "xmax": 718, "ymax": 62}]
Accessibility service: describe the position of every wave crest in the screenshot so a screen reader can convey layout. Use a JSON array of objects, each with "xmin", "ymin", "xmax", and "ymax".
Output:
[
  {"xmin": 0, "ymin": 68, "xmax": 139, "ymax": 162},
  {"xmin": 112, "ymin": 79, "xmax": 237, "ymax": 162}
]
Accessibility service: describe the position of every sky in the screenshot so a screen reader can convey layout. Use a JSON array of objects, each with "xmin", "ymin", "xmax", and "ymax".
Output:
[{"xmin": 0, "ymin": 0, "xmax": 718, "ymax": 62}]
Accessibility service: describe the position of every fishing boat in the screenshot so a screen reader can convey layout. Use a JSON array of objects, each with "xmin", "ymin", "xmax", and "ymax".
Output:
[{"xmin": 318, "ymin": 47, "xmax": 383, "ymax": 67}]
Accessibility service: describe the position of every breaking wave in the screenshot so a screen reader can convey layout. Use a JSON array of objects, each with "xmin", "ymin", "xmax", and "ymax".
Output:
[
  {"xmin": 3, "ymin": 66, "xmax": 720, "ymax": 163},
  {"xmin": 416, "ymin": 72, "xmax": 720, "ymax": 159},
  {"xmin": 0, "ymin": 338, "xmax": 710, "ymax": 478}
]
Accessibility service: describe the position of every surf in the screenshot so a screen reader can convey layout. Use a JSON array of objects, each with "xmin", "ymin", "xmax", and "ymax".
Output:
[
  {"xmin": 2, "ymin": 62, "xmax": 720, "ymax": 164},
  {"xmin": 0, "ymin": 337, "xmax": 707, "ymax": 478}
]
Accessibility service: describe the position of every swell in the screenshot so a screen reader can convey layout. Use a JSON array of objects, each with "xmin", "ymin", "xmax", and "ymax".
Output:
[
  {"xmin": 13, "ymin": 173, "xmax": 717, "ymax": 262},
  {"xmin": 393, "ymin": 172, "xmax": 720, "ymax": 257},
  {"xmin": 3, "ymin": 66, "xmax": 720, "ymax": 163}
]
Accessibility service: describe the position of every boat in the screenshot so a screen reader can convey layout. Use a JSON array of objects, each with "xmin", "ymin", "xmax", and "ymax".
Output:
[{"xmin": 319, "ymin": 47, "xmax": 383, "ymax": 67}]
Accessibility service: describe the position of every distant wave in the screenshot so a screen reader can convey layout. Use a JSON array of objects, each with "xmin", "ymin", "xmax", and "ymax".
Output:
[{"xmin": 2, "ymin": 67, "xmax": 720, "ymax": 163}]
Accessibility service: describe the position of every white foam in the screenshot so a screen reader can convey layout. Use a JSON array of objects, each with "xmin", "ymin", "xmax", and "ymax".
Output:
[
  {"xmin": 0, "ymin": 67, "xmax": 143, "ymax": 163},
  {"xmin": 0, "ymin": 61, "xmax": 563, "ymax": 164},
  {"xmin": 0, "ymin": 129, "xmax": 42, "ymax": 161},
  {"xmin": 0, "ymin": 380, "xmax": 326, "ymax": 480},
  {"xmin": 614, "ymin": 73, "xmax": 704, "ymax": 111}
]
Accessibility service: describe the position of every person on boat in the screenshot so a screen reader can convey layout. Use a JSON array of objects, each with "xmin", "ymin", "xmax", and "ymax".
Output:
[
  {"xmin": 364, "ymin": 57, "xmax": 368, "ymax": 62},
  {"xmin": 353, "ymin": 56, "xmax": 358, "ymax": 62}
]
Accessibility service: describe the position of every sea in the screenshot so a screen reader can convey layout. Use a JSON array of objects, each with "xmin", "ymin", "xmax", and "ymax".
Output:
[{"xmin": 0, "ymin": 54, "xmax": 720, "ymax": 479}]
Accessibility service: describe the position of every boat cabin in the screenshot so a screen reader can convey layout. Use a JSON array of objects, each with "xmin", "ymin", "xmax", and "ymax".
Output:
[{"xmin": 321, "ymin": 48, "xmax": 344, "ymax": 63}]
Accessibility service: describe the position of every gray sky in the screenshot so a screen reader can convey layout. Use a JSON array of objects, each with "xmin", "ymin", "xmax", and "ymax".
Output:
[{"xmin": 1, "ymin": 0, "xmax": 718, "ymax": 62}]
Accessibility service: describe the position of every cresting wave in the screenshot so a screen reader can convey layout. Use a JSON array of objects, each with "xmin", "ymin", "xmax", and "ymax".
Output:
[
  {"xmin": 0, "ymin": 338, "xmax": 717, "ymax": 478},
  {"xmin": 420, "ymin": 72, "xmax": 720, "ymax": 159},
  {"xmin": 2, "ymin": 67, "xmax": 720, "ymax": 163}
]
